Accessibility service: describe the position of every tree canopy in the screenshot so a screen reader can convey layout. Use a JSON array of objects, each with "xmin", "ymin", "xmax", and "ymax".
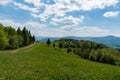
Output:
[
  {"xmin": 56, "ymin": 39, "xmax": 120, "ymax": 65},
  {"xmin": 0, "ymin": 24, "xmax": 35, "ymax": 50}
]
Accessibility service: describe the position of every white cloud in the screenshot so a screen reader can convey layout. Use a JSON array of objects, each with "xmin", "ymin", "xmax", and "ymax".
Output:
[
  {"xmin": 24, "ymin": 0, "xmax": 42, "ymax": 7},
  {"xmin": 51, "ymin": 16, "xmax": 85, "ymax": 25},
  {"xmin": 24, "ymin": 21, "xmax": 46, "ymax": 29},
  {"xmin": 2, "ymin": 0, "xmax": 116, "ymax": 22},
  {"xmin": 0, "ymin": 0, "xmax": 118, "ymax": 37},
  {"xmin": 61, "ymin": 25, "xmax": 72, "ymax": 30},
  {"xmin": 71, "ymin": 0, "xmax": 118, "ymax": 10},
  {"xmin": 0, "ymin": 0, "xmax": 41, "ymax": 13},
  {"xmin": 0, "ymin": 19, "xmax": 110, "ymax": 37},
  {"xmin": 31, "ymin": 3, "xmax": 67, "ymax": 22},
  {"xmin": 0, "ymin": 19, "xmax": 23, "ymax": 29},
  {"xmin": 40, "ymin": 26, "xmax": 110, "ymax": 37},
  {"xmin": 31, "ymin": 13, "xmax": 49, "ymax": 22},
  {"xmin": 0, "ymin": 19, "xmax": 46, "ymax": 35},
  {"xmin": 13, "ymin": 2, "xmax": 39, "ymax": 13},
  {"xmin": 71, "ymin": 26, "xmax": 110, "ymax": 37},
  {"xmin": 30, "ymin": 0, "xmax": 118, "ymax": 22},
  {"xmin": 103, "ymin": 11, "xmax": 120, "ymax": 17},
  {"xmin": 30, "ymin": 13, "xmax": 39, "ymax": 18},
  {"xmin": 0, "ymin": 0, "xmax": 118, "ymax": 17},
  {"xmin": 0, "ymin": 0, "xmax": 12, "ymax": 6}
]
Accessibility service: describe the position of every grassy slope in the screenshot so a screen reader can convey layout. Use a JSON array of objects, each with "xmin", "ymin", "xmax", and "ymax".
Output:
[{"xmin": 0, "ymin": 43, "xmax": 120, "ymax": 80}]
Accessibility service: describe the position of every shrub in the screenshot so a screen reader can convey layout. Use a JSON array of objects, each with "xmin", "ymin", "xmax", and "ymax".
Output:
[
  {"xmin": 67, "ymin": 48, "xmax": 72, "ymax": 53},
  {"xmin": 58, "ymin": 42, "xmax": 63, "ymax": 48},
  {"xmin": 53, "ymin": 43, "xmax": 55, "ymax": 47}
]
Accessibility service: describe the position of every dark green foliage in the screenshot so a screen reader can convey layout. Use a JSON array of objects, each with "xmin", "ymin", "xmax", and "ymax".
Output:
[
  {"xmin": 17, "ymin": 27, "xmax": 22, "ymax": 35},
  {"xmin": 58, "ymin": 42, "xmax": 63, "ymax": 48},
  {"xmin": 0, "ymin": 24, "xmax": 35, "ymax": 50},
  {"xmin": 32, "ymin": 35, "xmax": 35, "ymax": 42},
  {"xmin": 0, "ymin": 30, "xmax": 8, "ymax": 49},
  {"xmin": 0, "ymin": 24, "xmax": 8, "ymax": 49},
  {"xmin": 89, "ymin": 49, "xmax": 117, "ymax": 64},
  {"xmin": 28, "ymin": 31, "xmax": 35, "ymax": 44},
  {"xmin": 4, "ymin": 27, "xmax": 19, "ymax": 49},
  {"xmin": 17, "ymin": 27, "xmax": 23, "ymax": 47},
  {"xmin": 56, "ymin": 39, "xmax": 120, "ymax": 65},
  {"xmin": 22, "ymin": 27, "xmax": 30, "ymax": 46},
  {"xmin": 53, "ymin": 43, "xmax": 55, "ymax": 47},
  {"xmin": 4, "ymin": 26, "xmax": 17, "ymax": 36},
  {"xmin": 7, "ymin": 35, "xmax": 19, "ymax": 49},
  {"xmin": 67, "ymin": 47, "xmax": 72, "ymax": 53},
  {"xmin": 18, "ymin": 35, "xmax": 23, "ymax": 47},
  {"xmin": 47, "ymin": 38, "xmax": 51, "ymax": 46}
]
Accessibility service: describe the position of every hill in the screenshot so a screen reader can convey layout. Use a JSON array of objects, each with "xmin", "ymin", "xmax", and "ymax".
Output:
[
  {"xmin": 0, "ymin": 43, "xmax": 120, "ymax": 80},
  {"xmin": 36, "ymin": 35, "xmax": 120, "ymax": 49},
  {"xmin": 35, "ymin": 36, "xmax": 60, "ymax": 42},
  {"xmin": 55, "ymin": 39, "xmax": 120, "ymax": 65}
]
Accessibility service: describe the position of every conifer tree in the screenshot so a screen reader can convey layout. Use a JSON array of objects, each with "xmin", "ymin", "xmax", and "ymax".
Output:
[
  {"xmin": 17, "ymin": 27, "xmax": 23, "ymax": 47},
  {"xmin": 32, "ymin": 35, "xmax": 35, "ymax": 42},
  {"xmin": 47, "ymin": 38, "xmax": 51, "ymax": 45},
  {"xmin": 28, "ymin": 31, "xmax": 32, "ymax": 44},
  {"xmin": 22, "ymin": 27, "xmax": 30, "ymax": 46}
]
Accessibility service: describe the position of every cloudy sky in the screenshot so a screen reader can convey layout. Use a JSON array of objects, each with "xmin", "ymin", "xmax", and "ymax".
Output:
[{"xmin": 0, "ymin": 0, "xmax": 120, "ymax": 37}]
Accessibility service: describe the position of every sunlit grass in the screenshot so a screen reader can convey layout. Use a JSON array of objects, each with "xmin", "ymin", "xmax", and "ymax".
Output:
[{"xmin": 0, "ymin": 43, "xmax": 120, "ymax": 80}]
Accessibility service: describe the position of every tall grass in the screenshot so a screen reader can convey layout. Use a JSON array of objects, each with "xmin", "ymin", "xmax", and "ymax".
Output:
[{"xmin": 0, "ymin": 43, "xmax": 120, "ymax": 80}]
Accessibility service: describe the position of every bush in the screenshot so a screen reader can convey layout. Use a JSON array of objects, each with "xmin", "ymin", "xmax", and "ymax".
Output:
[
  {"xmin": 99, "ymin": 51, "xmax": 116, "ymax": 65},
  {"xmin": 67, "ymin": 48, "xmax": 72, "ymax": 53},
  {"xmin": 53, "ymin": 43, "xmax": 55, "ymax": 47},
  {"xmin": 89, "ymin": 49, "xmax": 117, "ymax": 65},
  {"xmin": 74, "ymin": 47, "xmax": 118, "ymax": 65},
  {"xmin": 58, "ymin": 42, "xmax": 63, "ymax": 48}
]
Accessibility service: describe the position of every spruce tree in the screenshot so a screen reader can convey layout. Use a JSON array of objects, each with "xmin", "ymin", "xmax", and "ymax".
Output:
[
  {"xmin": 17, "ymin": 27, "xmax": 23, "ymax": 47},
  {"xmin": 28, "ymin": 31, "xmax": 32, "ymax": 44},
  {"xmin": 22, "ymin": 27, "xmax": 30, "ymax": 46},
  {"xmin": 17, "ymin": 27, "xmax": 22, "ymax": 35},
  {"xmin": 32, "ymin": 35, "xmax": 35, "ymax": 42},
  {"xmin": 47, "ymin": 38, "xmax": 51, "ymax": 45}
]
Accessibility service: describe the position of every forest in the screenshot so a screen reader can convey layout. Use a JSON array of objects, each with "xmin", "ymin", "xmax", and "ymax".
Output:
[
  {"xmin": 0, "ymin": 24, "xmax": 35, "ymax": 50},
  {"xmin": 55, "ymin": 39, "xmax": 120, "ymax": 65}
]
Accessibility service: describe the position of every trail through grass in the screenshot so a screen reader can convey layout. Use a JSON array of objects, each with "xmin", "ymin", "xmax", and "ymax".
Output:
[
  {"xmin": 0, "ymin": 43, "xmax": 35, "ymax": 54},
  {"xmin": 0, "ymin": 43, "xmax": 120, "ymax": 80}
]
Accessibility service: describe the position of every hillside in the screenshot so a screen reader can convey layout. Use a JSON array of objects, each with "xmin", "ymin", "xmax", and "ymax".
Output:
[
  {"xmin": 0, "ymin": 43, "xmax": 120, "ymax": 80},
  {"xmin": 55, "ymin": 39, "xmax": 120, "ymax": 65},
  {"xmin": 36, "ymin": 36, "xmax": 120, "ymax": 49}
]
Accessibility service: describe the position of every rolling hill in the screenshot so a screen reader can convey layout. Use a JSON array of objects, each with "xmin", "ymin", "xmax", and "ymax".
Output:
[
  {"xmin": 0, "ymin": 43, "xmax": 120, "ymax": 80},
  {"xmin": 36, "ymin": 35, "xmax": 120, "ymax": 48}
]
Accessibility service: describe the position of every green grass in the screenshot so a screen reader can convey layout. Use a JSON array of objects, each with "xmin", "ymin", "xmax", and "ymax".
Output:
[{"xmin": 0, "ymin": 43, "xmax": 120, "ymax": 80}]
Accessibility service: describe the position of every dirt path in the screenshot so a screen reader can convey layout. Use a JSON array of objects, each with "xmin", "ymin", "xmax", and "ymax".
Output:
[{"xmin": 9, "ymin": 43, "xmax": 36, "ymax": 53}]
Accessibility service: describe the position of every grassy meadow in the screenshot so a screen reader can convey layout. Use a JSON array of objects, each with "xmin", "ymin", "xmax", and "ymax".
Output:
[{"xmin": 0, "ymin": 43, "xmax": 120, "ymax": 80}]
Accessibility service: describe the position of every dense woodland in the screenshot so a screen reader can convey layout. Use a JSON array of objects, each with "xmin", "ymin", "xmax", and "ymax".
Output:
[
  {"xmin": 0, "ymin": 24, "xmax": 35, "ymax": 50},
  {"xmin": 53, "ymin": 39, "xmax": 120, "ymax": 65}
]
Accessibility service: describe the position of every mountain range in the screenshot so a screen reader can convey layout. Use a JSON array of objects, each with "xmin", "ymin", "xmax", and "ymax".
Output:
[{"xmin": 36, "ymin": 35, "xmax": 120, "ymax": 49}]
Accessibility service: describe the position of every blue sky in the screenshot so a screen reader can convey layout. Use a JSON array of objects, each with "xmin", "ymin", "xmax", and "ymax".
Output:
[{"xmin": 0, "ymin": 0, "xmax": 120, "ymax": 37}]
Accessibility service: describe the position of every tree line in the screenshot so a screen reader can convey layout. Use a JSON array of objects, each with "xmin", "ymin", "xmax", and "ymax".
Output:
[
  {"xmin": 0, "ymin": 24, "xmax": 35, "ymax": 50},
  {"xmin": 53, "ymin": 39, "xmax": 120, "ymax": 65}
]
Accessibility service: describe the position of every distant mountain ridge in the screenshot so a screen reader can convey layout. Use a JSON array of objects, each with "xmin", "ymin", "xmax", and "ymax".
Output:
[{"xmin": 36, "ymin": 35, "xmax": 120, "ymax": 49}]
